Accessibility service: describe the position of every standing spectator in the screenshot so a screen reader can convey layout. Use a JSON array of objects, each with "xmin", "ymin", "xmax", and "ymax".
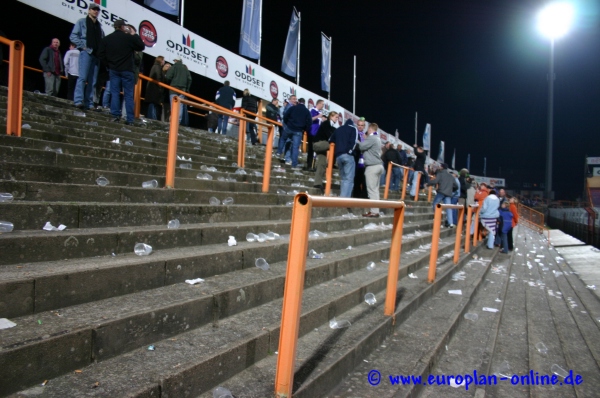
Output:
[
  {"xmin": 497, "ymin": 188, "xmax": 507, "ymax": 207},
  {"xmin": 307, "ymin": 99, "xmax": 326, "ymax": 171},
  {"xmin": 409, "ymin": 145, "xmax": 429, "ymax": 197},
  {"xmin": 70, "ymin": 3, "xmax": 104, "ymax": 110},
  {"xmin": 39, "ymin": 38, "xmax": 63, "ymax": 96},
  {"xmin": 353, "ymin": 118, "xmax": 368, "ymax": 199},
  {"xmin": 427, "ymin": 163, "xmax": 458, "ymax": 227},
  {"xmin": 329, "ymin": 119, "xmax": 358, "ymax": 197},
  {"xmin": 265, "ymin": 97, "xmax": 280, "ymax": 142},
  {"xmin": 498, "ymin": 201, "xmax": 514, "ymax": 253},
  {"xmin": 313, "ymin": 111, "xmax": 338, "ymax": 193},
  {"xmin": 63, "ymin": 43, "xmax": 79, "ymax": 101},
  {"xmin": 280, "ymin": 98, "xmax": 312, "ymax": 169},
  {"xmin": 215, "ymin": 80, "xmax": 236, "ymax": 134},
  {"xmin": 98, "ymin": 19, "xmax": 145, "ymax": 125},
  {"xmin": 165, "ymin": 58, "xmax": 192, "ymax": 123},
  {"xmin": 382, "ymin": 143, "xmax": 403, "ymax": 192},
  {"xmin": 450, "ymin": 171, "xmax": 461, "ymax": 227},
  {"xmin": 241, "ymin": 89, "xmax": 259, "ymax": 145},
  {"xmin": 145, "ymin": 56, "xmax": 165, "ymax": 121},
  {"xmin": 508, "ymin": 197, "xmax": 519, "ymax": 251},
  {"xmin": 480, "ymin": 189, "xmax": 500, "ymax": 249},
  {"xmin": 359, "ymin": 123, "xmax": 384, "ymax": 217},
  {"xmin": 279, "ymin": 95, "xmax": 297, "ymax": 164}
]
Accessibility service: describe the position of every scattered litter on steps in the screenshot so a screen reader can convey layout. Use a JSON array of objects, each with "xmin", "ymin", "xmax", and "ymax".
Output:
[
  {"xmin": 408, "ymin": 273, "xmax": 418, "ymax": 279},
  {"xmin": 227, "ymin": 236, "xmax": 237, "ymax": 246},
  {"xmin": 329, "ymin": 317, "xmax": 351, "ymax": 329},
  {"xmin": 0, "ymin": 318, "xmax": 17, "ymax": 329},
  {"xmin": 43, "ymin": 221, "xmax": 67, "ymax": 231},
  {"xmin": 483, "ymin": 307, "xmax": 499, "ymax": 313},
  {"xmin": 448, "ymin": 289, "xmax": 462, "ymax": 295},
  {"xmin": 464, "ymin": 313, "xmax": 478, "ymax": 321},
  {"xmin": 536, "ymin": 342, "xmax": 548, "ymax": 355}
]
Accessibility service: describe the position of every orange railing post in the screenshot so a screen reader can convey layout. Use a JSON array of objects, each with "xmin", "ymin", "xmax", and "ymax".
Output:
[
  {"xmin": 324, "ymin": 143, "xmax": 335, "ymax": 196},
  {"xmin": 238, "ymin": 112, "xmax": 247, "ymax": 168},
  {"xmin": 165, "ymin": 96, "xmax": 181, "ymax": 188},
  {"xmin": 302, "ymin": 131, "xmax": 307, "ymax": 153},
  {"xmin": 134, "ymin": 77, "xmax": 142, "ymax": 119},
  {"xmin": 262, "ymin": 125, "xmax": 274, "ymax": 193},
  {"xmin": 473, "ymin": 205, "xmax": 481, "ymax": 247},
  {"xmin": 414, "ymin": 172, "xmax": 421, "ymax": 201},
  {"xmin": 427, "ymin": 204, "xmax": 443, "ymax": 283},
  {"xmin": 384, "ymin": 162, "xmax": 393, "ymax": 200},
  {"xmin": 453, "ymin": 206, "xmax": 466, "ymax": 264},
  {"xmin": 465, "ymin": 204, "xmax": 479, "ymax": 253},
  {"xmin": 274, "ymin": 194, "xmax": 406, "ymax": 397},
  {"xmin": 3, "ymin": 38, "xmax": 25, "ymax": 137},
  {"xmin": 401, "ymin": 167, "xmax": 411, "ymax": 201}
]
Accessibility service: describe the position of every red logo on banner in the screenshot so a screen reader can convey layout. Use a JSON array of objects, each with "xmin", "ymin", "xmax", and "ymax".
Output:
[
  {"xmin": 216, "ymin": 56, "xmax": 228, "ymax": 78},
  {"xmin": 270, "ymin": 81, "xmax": 279, "ymax": 98},
  {"xmin": 138, "ymin": 21, "xmax": 157, "ymax": 47}
]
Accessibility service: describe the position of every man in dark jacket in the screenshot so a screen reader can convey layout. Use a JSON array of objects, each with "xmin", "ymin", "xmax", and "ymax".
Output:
[
  {"xmin": 427, "ymin": 164, "xmax": 459, "ymax": 227},
  {"xmin": 98, "ymin": 19, "xmax": 145, "ymax": 125},
  {"xmin": 39, "ymin": 38, "xmax": 64, "ymax": 96},
  {"xmin": 329, "ymin": 119, "xmax": 359, "ymax": 197},
  {"xmin": 382, "ymin": 143, "xmax": 403, "ymax": 191},
  {"xmin": 278, "ymin": 98, "xmax": 312, "ymax": 169},
  {"xmin": 215, "ymin": 81, "xmax": 236, "ymax": 134},
  {"xmin": 165, "ymin": 58, "xmax": 192, "ymax": 124},
  {"xmin": 409, "ymin": 145, "xmax": 429, "ymax": 197}
]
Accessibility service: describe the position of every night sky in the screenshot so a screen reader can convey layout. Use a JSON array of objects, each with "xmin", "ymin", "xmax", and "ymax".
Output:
[{"xmin": 2, "ymin": 0, "xmax": 599, "ymax": 200}]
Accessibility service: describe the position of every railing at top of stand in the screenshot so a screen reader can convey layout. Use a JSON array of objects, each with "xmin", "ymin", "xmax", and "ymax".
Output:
[
  {"xmin": 274, "ymin": 194, "xmax": 406, "ymax": 398},
  {"xmin": 1, "ymin": 37, "xmax": 25, "ymax": 138},
  {"xmin": 238, "ymin": 109, "xmax": 281, "ymax": 168},
  {"xmin": 166, "ymin": 96, "xmax": 275, "ymax": 192},
  {"xmin": 518, "ymin": 203, "xmax": 545, "ymax": 234}
]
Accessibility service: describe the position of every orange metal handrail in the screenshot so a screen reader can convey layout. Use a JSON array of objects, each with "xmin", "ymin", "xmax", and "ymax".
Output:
[
  {"xmin": 427, "ymin": 203, "xmax": 466, "ymax": 283},
  {"xmin": 2, "ymin": 59, "xmax": 68, "ymax": 80},
  {"xmin": 465, "ymin": 203, "xmax": 480, "ymax": 253},
  {"xmin": 1, "ymin": 38, "xmax": 25, "ymax": 137},
  {"xmin": 275, "ymin": 194, "xmax": 406, "ymax": 397},
  {"xmin": 517, "ymin": 203, "xmax": 545, "ymax": 233},
  {"xmin": 166, "ymin": 97, "xmax": 275, "ymax": 192},
  {"xmin": 383, "ymin": 162, "xmax": 412, "ymax": 200},
  {"xmin": 324, "ymin": 142, "xmax": 335, "ymax": 196}
]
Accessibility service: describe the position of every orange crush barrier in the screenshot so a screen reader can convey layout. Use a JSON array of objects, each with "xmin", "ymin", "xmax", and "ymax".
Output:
[
  {"xmin": 239, "ymin": 109, "xmax": 282, "ymax": 168},
  {"xmin": 274, "ymin": 194, "xmax": 406, "ymax": 397},
  {"xmin": 427, "ymin": 203, "xmax": 466, "ymax": 283},
  {"xmin": 166, "ymin": 97, "xmax": 275, "ymax": 192},
  {"xmin": 2, "ymin": 59, "xmax": 68, "ymax": 81},
  {"xmin": 324, "ymin": 143, "xmax": 335, "ymax": 196},
  {"xmin": 383, "ymin": 162, "xmax": 412, "ymax": 200},
  {"xmin": 464, "ymin": 203, "xmax": 480, "ymax": 253},
  {"xmin": 413, "ymin": 172, "xmax": 422, "ymax": 201},
  {"xmin": 517, "ymin": 203, "xmax": 545, "ymax": 234},
  {"xmin": 1, "ymin": 38, "xmax": 25, "ymax": 137},
  {"xmin": 133, "ymin": 78, "xmax": 142, "ymax": 121}
]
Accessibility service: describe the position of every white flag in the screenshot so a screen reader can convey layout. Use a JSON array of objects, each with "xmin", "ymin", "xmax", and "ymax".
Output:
[
  {"xmin": 422, "ymin": 124, "xmax": 431, "ymax": 151},
  {"xmin": 437, "ymin": 141, "xmax": 445, "ymax": 163},
  {"xmin": 281, "ymin": 8, "xmax": 299, "ymax": 77},
  {"xmin": 451, "ymin": 149, "xmax": 456, "ymax": 169},
  {"xmin": 321, "ymin": 33, "xmax": 331, "ymax": 92}
]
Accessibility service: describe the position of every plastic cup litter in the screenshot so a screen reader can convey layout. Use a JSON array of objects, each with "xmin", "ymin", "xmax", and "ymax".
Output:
[
  {"xmin": 142, "ymin": 180, "xmax": 158, "ymax": 189},
  {"xmin": 134, "ymin": 243, "xmax": 152, "ymax": 256},
  {"xmin": 222, "ymin": 197, "xmax": 234, "ymax": 205},
  {"xmin": 308, "ymin": 249, "xmax": 324, "ymax": 259},
  {"xmin": 96, "ymin": 177, "xmax": 109, "ymax": 186},
  {"xmin": 209, "ymin": 197, "xmax": 221, "ymax": 206},
  {"xmin": 364, "ymin": 293, "xmax": 377, "ymax": 306},
  {"xmin": 329, "ymin": 317, "xmax": 351, "ymax": 329},
  {"xmin": 255, "ymin": 258, "xmax": 269, "ymax": 270},
  {"xmin": 277, "ymin": 189, "xmax": 286, "ymax": 195},
  {"xmin": 0, "ymin": 221, "xmax": 15, "ymax": 233},
  {"xmin": 167, "ymin": 219, "xmax": 180, "ymax": 229},
  {"xmin": 257, "ymin": 233, "xmax": 267, "ymax": 243},
  {"xmin": 464, "ymin": 313, "xmax": 478, "ymax": 321},
  {"xmin": 246, "ymin": 233, "xmax": 259, "ymax": 242},
  {"xmin": 366, "ymin": 261, "xmax": 376, "ymax": 271},
  {"xmin": 179, "ymin": 163, "xmax": 192, "ymax": 169},
  {"xmin": 213, "ymin": 386, "xmax": 234, "ymax": 398},
  {"xmin": 551, "ymin": 364, "xmax": 569, "ymax": 378},
  {"xmin": 0, "ymin": 193, "xmax": 14, "ymax": 202},
  {"xmin": 536, "ymin": 342, "xmax": 548, "ymax": 355}
]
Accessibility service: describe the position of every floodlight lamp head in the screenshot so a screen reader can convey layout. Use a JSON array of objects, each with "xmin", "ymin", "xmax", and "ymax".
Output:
[{"xmin": 537, "ymin": 2, "xmax": 574, "ymax": 40}]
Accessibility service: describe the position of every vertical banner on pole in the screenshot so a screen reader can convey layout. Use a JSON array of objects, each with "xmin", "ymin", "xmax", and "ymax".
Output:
[
  {"xmin": 281, "ymin": 8, "xmax": 299, "ymax": 77},
  {"xmin": 437, "ymin": 141, "xmax": 445, "ymax": 163},
  {"xmin": 321, "ymin": 32, "xmax": 331, "ymax": 92},
  {"xmin": 422, "ymin": 123, "xmax": 431, "ymax": 151},
  {"xmin": 239, "ymin": 0, "xmax": 261, "ymax": 60},
  {"xmin": 451, "ymin": 149, "xmax": 456, "ymax": 169},
  {"xmin": 144, "ymin": 0, "xmax": 180, "ymax": 16}
]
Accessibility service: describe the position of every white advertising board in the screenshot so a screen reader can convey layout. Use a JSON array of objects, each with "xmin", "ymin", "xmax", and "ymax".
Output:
[{"xmin": 593, "ymin": 167, "xmax": 600, "ymax": 177}]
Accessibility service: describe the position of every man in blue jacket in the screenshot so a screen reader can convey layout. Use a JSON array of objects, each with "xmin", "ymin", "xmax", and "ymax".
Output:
[
  {"xmin": 69, "ymin": 3, "xmax": 104, "ymax": 110},
  {"xmin": 329, "ymin": 119, "xmax": 359, "ymax": 197},
  {"xmin": 215, "ymin": 81, "xmax": 236, "ymax": 134},
  {"xmin": 278, "ymin": 98, "xmax": 312, "ymax": 169}
]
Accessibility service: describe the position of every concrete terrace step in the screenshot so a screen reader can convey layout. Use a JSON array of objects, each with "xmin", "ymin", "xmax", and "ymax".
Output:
[
  {"xmin": 3, "ymin": 230, "xmax": 463, "ymax": 397},
  {"xmin": 0, "ymin": 216, "xmax": 440, "ymax": 317}
]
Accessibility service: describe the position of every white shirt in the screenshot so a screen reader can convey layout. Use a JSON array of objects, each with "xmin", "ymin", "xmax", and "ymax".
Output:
[{"xmin": 63, "ymin": 49, "xmax": 80, "ymax": 77}]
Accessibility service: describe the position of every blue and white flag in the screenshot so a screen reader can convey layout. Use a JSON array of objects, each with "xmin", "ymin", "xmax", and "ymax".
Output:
[
  {"xmin": 422, "ymin": 123, "xmax": 431, "ymax": 151},
  {"xmin": 437, "ymin": 141, "xmax": 445, "ymax": 163},
  {"xmin": 321, "ymin": 33, "xmax": 331, "ymax": 92},
  {"xmin": 239, "ymin": 0, "xmax": 261, "ymax": 59},
  {"xmin": 281, "ymin": 8, "xmax": 299, "ymax": 77},
  {"xmin": 451, "ymin": 149, "xmax": 456, "ymax": 169},
  {"xmin": 144, "ymin": 0, "xmax": 179, "ymax": 16}
]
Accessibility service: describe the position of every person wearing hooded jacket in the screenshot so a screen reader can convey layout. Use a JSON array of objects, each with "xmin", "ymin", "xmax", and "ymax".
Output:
[
  {"xmin": 329, "ymin": 119, "xmax": 358, "ymax": 197},
  {"xmin": 427, "ymin": 164, "xmax": 459, "ymax": 226},
  {"xmin": 312, "ymin": 111, "xmax": 338, "ymax": 193}
]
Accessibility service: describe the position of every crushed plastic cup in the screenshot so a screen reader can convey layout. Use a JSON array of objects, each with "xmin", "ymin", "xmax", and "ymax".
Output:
[
  {"xmin": 366, "ymin": 261, "xmax": 376, "ymax": 271},
  {"xmin": 73, "ymin": 111, "xmax": 86, "ymax": 117},
  {"xmin": 329, "ymin": 317, "xmax": 351, "ymax": 329},
  {"xmin": 222, "ymin": 197, "xmax": 234, "ymax": 205},
  {"xmin": 96, "ymin": 177, "xmax": 109, "ymax": 186},
  {"xmin": 142, "ymin": 179, "xmax": 158, "ymax": 189},
  {"xmin": 179, "ymin": 163, "xmax": 192, "ymax": 169},
  {"xmin": 257, "ymin": 233, "xmax": 268, "ymax": 242},
  {"xmin": 254, "ymin": 171, "xmax": 263, "ymax": 177},
  {"xmin": 85, "ymin": 121, "xmax": 98, "ymax": 126},
  {"xmin": 141, "ymin": 138, "xmax": 152, "ymax": 142},
  {"xmin": 536, "ymin": 342, "xmax": 548, "ymax": 355},
  {"xmin": 134, "ymin": 243, "xmax": 152, "ymax": 256},
  {"xmin": 235, "ymin": 169, "xmax": 247, "ymax": 175},
  {"xmin": 209, "ymin": 197, "xmax": 221, "ymax": 205},
  {"xmin": 167, "ymin": 219, "xmax": 180, "ymax": 229},
  {"xmin": 246, "ymin": 233, "xmax": 259, "ymax": 242},
  {"xmin": 0, "ymin": 221, "xmax": 15, "ymax": 233},
  {"xmin": 496, "ymin": 360, "xmax": 511, "ymax": 378},
  {"xmin": 231, "ymin": 162, "xmax": 238, "ymax": 167},
  {"xmin": 124, "ymin": 140, "xmax": 133, "ymax": 146},
  {"xmin": 255, "ymin": 258, "xmax": 269, "ymax": 270},
  {"xmin": 0, "ymin": 193, "xmax": 14, "ymax": 202},
  {"xmin": 266, "ymin": 231, "xmax": 280, "ymax": 240},
  {"xmin": 227, "ymin": 236, "xmax": 237, "ymax": 246},
  {"xmin": 277, "ymin": 189, "xmax": 287, "ymax": 195},
  {"xmin": 464, "ymin": 313, "xmax": 478, "ymax": 321},
  {"xmin": 213, "ymin": 386, "xmax": 234, "ymax": 398},
  {"xmin": 196, "ymin": 173, "xmax": 213, "ymax": 180},
  {"xmin": 364, "ymin": 293, "xmax": 377, "ymax": 306},
  {"xmin": 22, "ymin": 123, "xmax": 32, "ymax": 129},
  {"xmin": 308, "ymin": 249, "xmax": 324, "ymax": 259},
  {"xmin": 551, "ymin": 364, "xmax": 569, "ymax": 379}
]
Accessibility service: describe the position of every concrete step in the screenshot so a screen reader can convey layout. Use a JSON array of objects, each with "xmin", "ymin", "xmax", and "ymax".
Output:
[{"xmin": 3, "ymin": 230, "xmax": 462, "ymax": 397}]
